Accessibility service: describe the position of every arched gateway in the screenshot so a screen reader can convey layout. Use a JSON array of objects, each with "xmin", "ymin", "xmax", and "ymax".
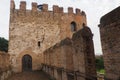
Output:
[{"xmin": 22, "ymin": 54, "xmax": 32, "ymax": 71}]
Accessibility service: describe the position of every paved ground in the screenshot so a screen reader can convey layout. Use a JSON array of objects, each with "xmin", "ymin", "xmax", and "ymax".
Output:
[{"xmin": 8, "ymin": 70, "xmax": 50, "ymax": 80}]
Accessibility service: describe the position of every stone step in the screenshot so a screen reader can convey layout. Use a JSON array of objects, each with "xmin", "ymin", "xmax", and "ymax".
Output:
[{"xmin": 8, "ymin": 70, "xmax": 50, "ymax": 80}]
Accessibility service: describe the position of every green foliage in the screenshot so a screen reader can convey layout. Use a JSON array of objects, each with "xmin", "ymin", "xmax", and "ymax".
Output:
[
  {"xmin": 0, "ymin": 37, "xmax": 8, "ymax": 52},
  {"xmin": 99, "ymin": 69, "xmax": 105, "ymax": 74},
  {"xmin": 96, "ymin": 55, "xmax": 104, "ymax": 73}
]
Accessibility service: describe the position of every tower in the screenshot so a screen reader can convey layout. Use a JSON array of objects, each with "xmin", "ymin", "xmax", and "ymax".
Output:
[{"xmin": 9, "ymin": 0, "xmax": 87, "ymax": 72}]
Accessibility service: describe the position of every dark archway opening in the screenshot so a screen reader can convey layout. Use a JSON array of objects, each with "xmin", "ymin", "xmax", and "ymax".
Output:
[
  {"xmin": 22, "ymin": 54, "xmax": 32, "ymax": 72},
  {"xmin": 71, "ymin": 22, "xmax": 77, "ymax": 32}
]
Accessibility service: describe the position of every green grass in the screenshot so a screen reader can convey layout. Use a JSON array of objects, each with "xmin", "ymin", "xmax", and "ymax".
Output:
[{"xmin": 97, "ymin": 69, "xmax": 105, "ymax": 74}]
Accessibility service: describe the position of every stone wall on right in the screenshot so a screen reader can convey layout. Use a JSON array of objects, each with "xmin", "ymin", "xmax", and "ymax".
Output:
[{"xmin": 99, "ymin": 6, "xmax": 120, "ymax": 80}]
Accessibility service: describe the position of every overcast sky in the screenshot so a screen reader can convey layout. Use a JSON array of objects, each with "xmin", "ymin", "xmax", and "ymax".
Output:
[{"xmin": 0, "ymin": 0, "xmax": 119, "ymax": 55}]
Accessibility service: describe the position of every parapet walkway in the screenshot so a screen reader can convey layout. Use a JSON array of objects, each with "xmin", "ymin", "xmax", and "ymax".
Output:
[{"xmin": 8, "ymin": 70, "xmax": 50, "ymax": 80}]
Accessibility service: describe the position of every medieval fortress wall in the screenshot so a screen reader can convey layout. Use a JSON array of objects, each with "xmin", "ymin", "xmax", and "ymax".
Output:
[
  {"xmin": 7, "ymin": 0, "xmax": 120, "ymax": 79},
  {"xmin": 99, "ymin": 6, "xmax": 120, "ymax": 80},
  {"xmin": 0, "ymin": 51, "xmax": 12, "ymax": 80},
  {"xmin": 43, "ymin": 27, "xmax": 97, "ymax": 80},
  {"xmin": 9, "ymin": 0, "xmax": 86, "ymax": 72}
]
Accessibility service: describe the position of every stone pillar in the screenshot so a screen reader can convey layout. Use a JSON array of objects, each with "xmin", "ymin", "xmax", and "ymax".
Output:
[
  {"xmin": 54, "ymin": 68, "xmax": 58, "ymax": 79},
  {"xmin": 57, "ymin": 70, "xmax": 62, "ymax": 80},
  {"xmin": 42, "ymin": 65, "xmax": 45, "ymax": 71},
  {"xmin": 62, "ymin": 70, "xmax": 67, "ymax": 80},
  {"xmin": 51, "ymin": 68, "xmax": 54, "ymax": 78},
  {"xmin": 48, "ymin": 67, "xmax": 51, "ymax": 75},
  {"xmin": 46, "ymin": 66, "xmax": 48, "ymax": 73},
  {"xmin": 74, "ymin": 72, "xmax": 77, "ymax": 80}
]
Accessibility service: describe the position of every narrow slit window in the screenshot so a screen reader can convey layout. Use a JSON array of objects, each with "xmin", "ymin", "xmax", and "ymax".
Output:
[{"xmin": 38, "ymin": 41, "xmax": 41, "ymax": 47}]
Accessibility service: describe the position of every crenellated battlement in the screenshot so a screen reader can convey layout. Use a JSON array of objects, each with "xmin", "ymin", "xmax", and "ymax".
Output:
[
  {"xmin": 10, "ymin": 0, "xmax": 15, "ymax": 10},
  {"xmin": 9, "ymin": 0, "xmax": 87, "ymax": 73},
  {"xmin": 10, "ymin": 0, "xmax": 86, "ymax": 15},
  {"xmin": 20, "ymin": 1, "xmax": 26, "ymax": 11},
  {"xmin": 32, "ymin": 2, "xmax": 37, "ymax": 12}
]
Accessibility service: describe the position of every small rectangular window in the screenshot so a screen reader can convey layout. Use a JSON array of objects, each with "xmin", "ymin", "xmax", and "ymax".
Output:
[{"xmin": 38, "ymin": 41, "xmax": 40, "ymax": 47}]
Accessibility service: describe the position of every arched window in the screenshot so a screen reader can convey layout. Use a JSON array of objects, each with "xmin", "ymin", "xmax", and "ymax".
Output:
[{"xmin": 71, "ymin": 22, "xmax": 77, "ymax": 32}]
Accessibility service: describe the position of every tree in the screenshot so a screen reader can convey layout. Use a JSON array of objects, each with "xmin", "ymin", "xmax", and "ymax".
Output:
[
  {"xmin": 96, "ymin": 55, "xmax": 104, "ymax": 71},
  {"xmin": 0, "ymin": 37, "xmax": 8, "ymax": 52}
]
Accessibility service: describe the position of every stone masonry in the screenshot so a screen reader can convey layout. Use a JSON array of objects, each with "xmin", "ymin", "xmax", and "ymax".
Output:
[
  {"xmin": 43, "ymin": 27, "xmax": 97, "ymax": 80},
  {"xmin": 99, "ymin": 6, "xmax": 120, "ymax": 80},
  {"xmin": 0, "ymin": 51, "xmax": 12, "ymax": 80},
  {"xmin": 9, "ymin": 0, "xmax": 87, "ymax": 73}
]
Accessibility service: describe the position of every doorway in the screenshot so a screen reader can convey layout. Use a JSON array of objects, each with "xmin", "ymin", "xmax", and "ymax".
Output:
[{"xmin": 22, "ymin": 54, "xmax": 32, "ymax": 71}]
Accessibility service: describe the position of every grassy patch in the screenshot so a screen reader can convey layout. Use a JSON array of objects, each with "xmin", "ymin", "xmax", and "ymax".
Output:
[{"xmin": 97, "ymin": 69, "xmax": 105, "ymax": 74}]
